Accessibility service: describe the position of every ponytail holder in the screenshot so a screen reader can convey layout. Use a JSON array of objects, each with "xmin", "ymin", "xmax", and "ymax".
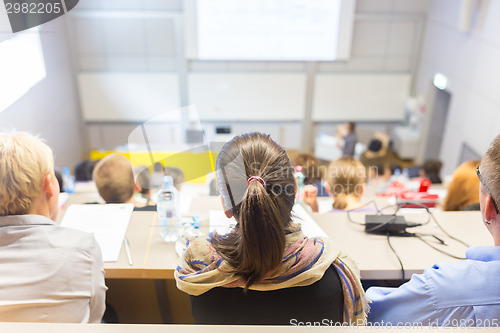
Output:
[{"xmin": 247, "ymin": 176, "xmax": 266, "ymax": 187}]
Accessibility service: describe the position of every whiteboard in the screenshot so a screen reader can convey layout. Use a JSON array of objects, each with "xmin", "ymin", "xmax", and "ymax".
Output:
[
  {"xmin": 78, "ymin": 73, "xmax": 181, "ymax": 122},
  {"xmin": 312, "ymin": 74, "xmax": 411, "ymax": 121},
  {"xmin": 185, "ymin": 0, "xmax": 356, "ymax": 61},
  {"xmin": 188, "ymin": 73, "xmax": 306, "ymax": 121}
]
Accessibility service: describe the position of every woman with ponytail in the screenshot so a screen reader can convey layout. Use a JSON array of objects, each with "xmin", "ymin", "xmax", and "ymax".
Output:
[
  {"xmin": 175, "ymin": 133, "xmax": 368, "ymax": 325},
  {"xmin": 304, "ymin": 157, "xmax": 376, "ymax": 212}
]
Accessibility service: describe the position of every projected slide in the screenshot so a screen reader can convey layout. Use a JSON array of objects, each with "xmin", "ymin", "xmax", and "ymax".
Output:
[{"xmin": 196, "ymin": 0, "xmax": 342, "ymax": 61}]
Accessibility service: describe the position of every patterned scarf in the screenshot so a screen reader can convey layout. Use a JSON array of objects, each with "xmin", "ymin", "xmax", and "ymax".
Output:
[{"xmin": 175, "ymin": 223, "xmax": 368, "ymax": 324}]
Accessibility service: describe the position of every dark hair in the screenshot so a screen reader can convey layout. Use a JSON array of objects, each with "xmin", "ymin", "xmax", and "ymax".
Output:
[
  {"xmin": 54, "ymin": 168, "xmax": 63, "ymax": 192},
  {"xmin": 74, "ymin": 159, "xmax": 97, "ymax": 182},
  {"xmin": 369, "ymin": 164, "xmax": 385, "ymax": 176},
  {"xmin": 422, "ymin": 159, "xmax": 443, "ymax": 184},
  {"xmin": 212, "ymin": 133, "xmax": 295, "ymax": 290},
  {"xmin": 347, "ymin": 122, "xmax": 356, "ymax": 133},
  {"xmin": 389, "ymin": 162, "xmax": 403, "ymax": 175}
]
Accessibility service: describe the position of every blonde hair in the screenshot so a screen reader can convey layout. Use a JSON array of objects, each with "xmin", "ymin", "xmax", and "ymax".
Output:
[
  {"xmin": 326, "ymin": 157, "xmax": 366, "ymax": 210},
  {"xmin": 0, "ymin": 132, "xmax": 54, "ymax": 215},
  {"xmin": 93, "ymin": 154, "xmax": 135, "ymax": 203},
  {"xmin": 442, "ymin": 160, "xmax": 480, "ymax": 211}
]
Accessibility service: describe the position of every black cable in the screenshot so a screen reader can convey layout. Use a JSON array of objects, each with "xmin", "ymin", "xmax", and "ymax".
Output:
[
  {"xmin": 394, "ymin": 201, "xmax": 431, "ymax": 226},
  {"xmin": 429, "ymin": 210, "xmax": 470, "ymax": 248},
  {"xmin": 397, "ymin": 201, "xmax": 470, "ymax": 247},
  {"xmin": 386, "ymin": 232, "xmax": 405, "ymax": 284},
  {"xmin": 346, "ymin": 200, "xmax": 384, "ymax": 225},
  {"xmin": 414, "ymin": 234, "xmax": 466, "ymax": 260},
  {"xmin": 345, "ymin": 200, "xmax": 469, "ymax": 279}
]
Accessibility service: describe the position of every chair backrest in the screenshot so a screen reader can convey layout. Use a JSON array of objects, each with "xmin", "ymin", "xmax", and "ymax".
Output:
[{"xmin": 189, "ymin": 265, "xmax": 344, "ymax": 325}]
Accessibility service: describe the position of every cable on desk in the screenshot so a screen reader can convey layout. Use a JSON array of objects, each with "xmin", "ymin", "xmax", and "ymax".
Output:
[
  {"xmin": 413, "ymin": 234, "xmax": 466, "ymax": 260},
  {"xmin": 346, "ymin": 200, "xmax": 384, "ymax": 226},
  {"xmin": 386, "ymin": 232, "xmax": 405, "ymax": 284},
  {"xmin": 396, "ymin": 201, "xmax": 470, "ymax": 248}
]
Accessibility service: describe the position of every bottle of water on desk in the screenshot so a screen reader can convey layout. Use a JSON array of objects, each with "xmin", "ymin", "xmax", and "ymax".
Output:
[
  {"xmin": 62, "ymin": 167, "xmax": 74, "ymax": 194},
  {"xmin": 157, "ymin": 175, "xmax": 181, "ymax": 242},
  {"xmin": 295, "ymin": 166, "xmax": 305, "ymax": 203}
]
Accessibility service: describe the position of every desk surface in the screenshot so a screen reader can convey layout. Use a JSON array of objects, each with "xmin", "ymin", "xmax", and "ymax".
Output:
[
  {"xmin": 313, "ymin": 210, "xmax": 491, "ymax": 279},
  {"xmin": 59, "ymin": 195, "xmax": 491, "ymax": 280}
]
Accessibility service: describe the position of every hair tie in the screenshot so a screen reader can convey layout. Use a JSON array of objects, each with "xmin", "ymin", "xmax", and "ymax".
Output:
[{"xmin": 247, "ymin": 176, "xmax": 266, "ymax": 187}]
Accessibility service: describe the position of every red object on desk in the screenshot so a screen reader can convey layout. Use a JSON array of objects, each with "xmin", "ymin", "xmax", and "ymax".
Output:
[
  {"xmin": 397, "ymin": 191, "xmax": 439, "ymax": 208},
  {"xmin": 418, "ymin": 178, "xmax": 431, "ymax": 192}
]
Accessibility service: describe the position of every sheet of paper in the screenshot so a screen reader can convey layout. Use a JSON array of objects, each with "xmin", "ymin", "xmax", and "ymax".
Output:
[
  {"xmin": 209, "ymin": 210, "xmax": 237, "ymax": 235},
  {"xmin": 291, "ymin": 204, "xmax": 328, "ymax": 238},
  {"xmin": 60, "ymin": 204, "xmax": 134, "ymax": 262},
  {"xmin": 209, "ymin": 204, "xmax": 327, "ymax": 239},
  {"xmin": 58, "ymin": 192, "xmax": 69, "ymax": 209}
]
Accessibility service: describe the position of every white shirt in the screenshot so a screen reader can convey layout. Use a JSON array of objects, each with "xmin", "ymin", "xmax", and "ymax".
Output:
[{"xmin": 0, "ymin": 214, "xmax": 107, "ymax": 322}]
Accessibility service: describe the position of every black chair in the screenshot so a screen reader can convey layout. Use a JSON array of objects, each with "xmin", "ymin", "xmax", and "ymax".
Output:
[{"xmin": 189, "ymin": 265, "xmax": 344, "ymax": 325}]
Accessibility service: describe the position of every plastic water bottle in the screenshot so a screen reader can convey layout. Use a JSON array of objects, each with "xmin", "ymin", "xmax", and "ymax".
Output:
[
  {"xmin": 62, "ymin": 167, "xmax": 74, "ymax": 194},
  {"xmin": 295, "ymin": 166, "xmax": 305, "ymax": 203},
  {"xmin": 391, "ymin": 168, "xmax": 401, "ymax": 182},
  {"xmin": 157, "ymin": 175, "xmax": 181, "ymax": 242}
]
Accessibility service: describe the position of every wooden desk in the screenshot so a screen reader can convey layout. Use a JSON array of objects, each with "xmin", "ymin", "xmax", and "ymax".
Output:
[{"xmin": 58, "ymin": 196, "xmax": 492, "ymax": 323}]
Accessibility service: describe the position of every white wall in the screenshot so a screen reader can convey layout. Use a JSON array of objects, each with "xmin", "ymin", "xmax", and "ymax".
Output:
[
  {"xmin": 67, "ymin": 0, "xmax": 428, "ymax": 151},
  {"xmin": 0, "ymin": 18, "xmax": 85, "ymax": 170},
  {"xmin": 415, "ymin": 0, "xmax": 500, "ymax": 174}
]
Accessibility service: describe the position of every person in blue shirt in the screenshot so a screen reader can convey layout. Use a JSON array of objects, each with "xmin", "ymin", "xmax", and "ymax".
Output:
[{"xmin": 366, "ymin": 134, "xmax": 500, "ymax": 327}]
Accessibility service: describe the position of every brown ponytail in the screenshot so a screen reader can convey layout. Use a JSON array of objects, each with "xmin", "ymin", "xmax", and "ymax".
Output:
[
  {"xmin": 332, "ymin": 193, "xmax": 348, "ymax": 210},
  {"xmin": 212, "ymin": 133, "xmax": 295, "ymax": 290}
]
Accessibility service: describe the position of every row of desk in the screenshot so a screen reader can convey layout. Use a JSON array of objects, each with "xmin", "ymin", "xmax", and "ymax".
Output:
[
  {"xmin": 59, "ymin": 191, "xmax": 491, "ymax": 324},
  {"xmin": 101, "ymin": 196, "xmax": 490, "ymax": 280}
]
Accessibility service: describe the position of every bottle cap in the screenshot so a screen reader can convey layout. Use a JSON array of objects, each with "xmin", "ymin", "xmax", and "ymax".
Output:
[{"xmin": 163, "ymin": 175, "xmax": 174, "ymax": 188}]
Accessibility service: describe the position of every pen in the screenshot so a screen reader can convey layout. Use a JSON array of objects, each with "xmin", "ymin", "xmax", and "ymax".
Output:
[{"xmin": 123, "ymin": 237, "xmax": 133, "ymax": 266}]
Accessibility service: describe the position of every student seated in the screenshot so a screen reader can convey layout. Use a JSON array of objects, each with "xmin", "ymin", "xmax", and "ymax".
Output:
[
  {"xmin": 366, "ymin": 135, "xmax": 500, "ymax": 326},
  {"xmin": 135, "ymin": 165, "xmax": 153, "ymax": 202},
  {"xmin": 292, "ymin": 153, "xmax": 328, "ymax": 196},
  {"xmin": 303, "ymin": 157, "xmax": 376, "ymax": 212},
  {"xmin": 0, "ymin": 132, "xmax": 106, "ymax": 322},
  {"xmin": 175, "ymin": 133, "xmax": 368, "ymax": 325},
  {"xmin": 367, "ymin": 163, "xmax": 391, "ymax": 186},
  {"xmin": 92, "ymin": 154, "xmax": 155, "ymax": 211},
  {"xmin": 442, "ymin": 160, "xmax": 481, "ymax": 211},
  {"xmin": 420, "ymin": 159, "xmax": 443, "ymax": 184},
  {"xmin": 74, "ymin": 159, "xmax": 98, "ymax": 182}
]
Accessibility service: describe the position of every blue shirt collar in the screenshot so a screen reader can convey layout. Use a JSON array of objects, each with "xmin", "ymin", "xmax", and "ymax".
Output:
[{"xmin": 466, "ymin": 246, "xmax": 500, "ymax": 262}]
